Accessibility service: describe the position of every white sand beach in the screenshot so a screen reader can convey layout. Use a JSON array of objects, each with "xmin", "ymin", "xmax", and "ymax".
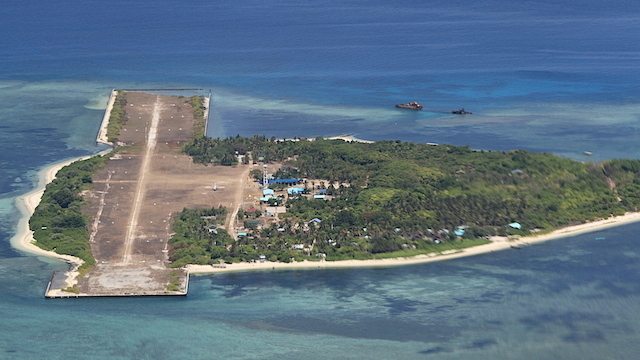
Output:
[
  {"xmin": 96, "ymin": 89, "xmax": 117, "ymax": 145},
  {"xmin": 188, "ymin": 211, "xmax": 640, "ymax": 275},
  {"xmin": 10, "ymin": 97, "xmax": 115, "ymax": 290},
  {"xmin": 326, "ymin": 134, "xmax": 373, "ymax": 143},
  {"xmin": 12, "ymin": 87, "xmax": 115, "ymax": 260},
  {"xmin": 12, "ymin": 95, "xmax": 640, "ymax": 279},
  {"xmin": 11, "ymin": 158, "xmax": 88, "ymax": 262},
  {"xmin": 13, "ymin": 151, "xmax": 640, "ymax": 279},
  {"xmin": 10, "ymin": 156, "xmax": 104, "ymax": 292}
]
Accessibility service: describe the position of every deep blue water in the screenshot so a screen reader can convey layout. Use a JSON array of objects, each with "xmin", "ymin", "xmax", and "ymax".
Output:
[{"xmin": 1, "ymin": 0, "xmax": 640, "ymax": 358}]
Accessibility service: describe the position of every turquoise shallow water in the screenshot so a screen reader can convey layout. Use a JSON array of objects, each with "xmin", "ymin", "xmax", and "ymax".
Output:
[
  {"xmin": 2, "ymin": 0, "xmax": 640, "ymax": 358},
  {"xmin": 2, "ymin": 226, "xmax": 640, "ymax": 359}
]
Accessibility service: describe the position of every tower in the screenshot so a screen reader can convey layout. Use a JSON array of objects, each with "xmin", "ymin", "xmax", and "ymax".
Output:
[{"xmin": 263, "ymin": 164, "xmax": 269, "ymax": 189}]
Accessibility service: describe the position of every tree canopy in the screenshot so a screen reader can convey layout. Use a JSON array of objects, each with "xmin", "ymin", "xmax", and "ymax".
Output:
[
  {"xmin": 29, "ymin": 155, "xmax": 107, "ymax": 273},
  {"xmin": 173, "ymin": 136, "xmax": 640, "ymax": 263}
]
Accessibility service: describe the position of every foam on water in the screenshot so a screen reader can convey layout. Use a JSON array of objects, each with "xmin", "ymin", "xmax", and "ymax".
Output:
[{"xmin": 83, "ymin": 94, "xmax": 110, "ymax": 111}]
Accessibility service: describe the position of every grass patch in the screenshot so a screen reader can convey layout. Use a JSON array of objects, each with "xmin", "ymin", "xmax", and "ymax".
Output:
[
  {"xmin": 189, "ymin": 95, "xmax": 206, "ymax": 138},
  {"xmin": 62, "ymin": 285, "xmax": 80, "ymax": 294},
  {"xmin": 167, "ymin": 271, "xmax": 182, "ymax": 292},
  {"xmin": 106, "ymin": 91, "xmax": 128, "ymax": 143},
  {"xmin": 368, "ymin": 238, "xmax": 492, "ymax": 260}
]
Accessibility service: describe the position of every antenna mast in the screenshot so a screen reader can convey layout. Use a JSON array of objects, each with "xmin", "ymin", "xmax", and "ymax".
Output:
[{"xmin": 263, "ymin": 164, "xmax": 269, "ymax": 189}]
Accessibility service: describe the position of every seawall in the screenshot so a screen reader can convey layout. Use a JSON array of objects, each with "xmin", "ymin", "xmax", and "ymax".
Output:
[{"xmin": 96, "ymin": 89, "xmax": 117, "ymax": 145}]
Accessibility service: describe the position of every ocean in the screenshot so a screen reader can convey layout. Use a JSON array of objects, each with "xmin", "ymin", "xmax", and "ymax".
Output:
[{"xmin": 1, "ymin": 0, "xmax": 640, "ymax": 358}]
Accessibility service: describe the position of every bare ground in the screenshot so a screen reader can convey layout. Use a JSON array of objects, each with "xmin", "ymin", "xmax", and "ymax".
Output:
[{"xmin": 71, "ymin": 92, "xmax": 262, "ymax": 296}]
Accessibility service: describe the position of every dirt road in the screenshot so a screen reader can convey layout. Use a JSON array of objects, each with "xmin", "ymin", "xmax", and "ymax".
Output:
[{"xmin": 64, "ymin": 92, "xmax": 262, "ymax": 296}]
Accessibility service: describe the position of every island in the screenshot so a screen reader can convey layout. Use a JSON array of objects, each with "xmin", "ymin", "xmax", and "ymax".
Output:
[{"xmin": 17, "ymin": 90, "xmax": 640, "ymax": 296}]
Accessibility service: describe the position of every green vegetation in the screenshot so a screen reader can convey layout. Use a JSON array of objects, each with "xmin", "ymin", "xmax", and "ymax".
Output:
[
  {"xmin": 167, "ymin": 271, "xmax": 181, "ymax": 292},
  {"xmin": 29, "ymin": 93, "xmax": 211, "ymax": 274},
  {"xmin": 189, "ymin": 95, "xmax": 206, "ymax": 138},
  {"xmin": 29, "ymin": 155, "xmax": 107, "ymax": 274},
  {"xmin": 172, "ymin": 136, "xmax": 640, "ymax": 265},
  {"xmin": 168, "ymin": 206, "xmax": 233, "ymax": 268},
  {"xmin": 106, "ymin": 91, "xmax": 128, "ymax": 143},
  {"xmin": 36, "ymin": 132, "xmax": 640, "ymax": 267},
  {"xmin": 362, "ymin": 238, "xmax": 492, "ymax": 259},
  {"xmin": 62, "ymin": 285, "xmax": 80, "ymax": 294}
]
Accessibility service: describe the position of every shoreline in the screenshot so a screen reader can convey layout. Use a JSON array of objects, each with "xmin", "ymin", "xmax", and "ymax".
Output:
[
  {"xmin": 11, "ymin": 90, "xmax": 640, "ymax": 278},
  {"xmin": 11, "ymin": 157, "xmax": 90, "ymax": 261},
  {"xmin": 11, "ymin": 153, "xmax": 112, "ymax": 285},
  {"xmin": 12, "ymin": 151, "xmax": 640, "ymax": 279},
  {"xmin": 96, "ymin": 89, "xmax": 117, "ymax": 146},
  {"xmin": 188, "ymin": 211, "xmax": 640, "ymax": 275},
  {"xmin": 9, "ymin": 88, "xmax": 117, "ymax": 292},
  {"xmin": 11, "ymin": 86, "xmax": 116, "ymax": 261},
  {"xmin": 325, "ymin": 134, "xmax": 373, "ymax": 143},
  {"xmin": 10, "ymin": 154, "xmax": 110, "ymax": 290}
]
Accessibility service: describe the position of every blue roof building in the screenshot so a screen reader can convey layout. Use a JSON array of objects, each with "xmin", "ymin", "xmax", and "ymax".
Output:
[
  {"xmin": 454, "ymin": 226, "xmax": 469, "ymax": 236},
  {"xmin": 509, "ymin": 222, "xmax": 522, "ymax": 229},
  {"xmin": 259, "ymin": 178, "xmax": 301, "ymax": 185},
  {"xmin": 287, "ymin": 187, "xmax": 305, "ymax": 195}
]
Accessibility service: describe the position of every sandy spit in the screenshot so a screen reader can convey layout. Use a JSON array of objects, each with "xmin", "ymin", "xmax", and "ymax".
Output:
[
  {"xmin": 10, "ymin": 150, "xmax": 112, "ymax": 288},
  {"xmin": 11, "ymin": 107, "xmax": 114, "ymax": 259},
  {"xmin": 11, "ymin": 158, "xmax": 88, "ymax": 265}
]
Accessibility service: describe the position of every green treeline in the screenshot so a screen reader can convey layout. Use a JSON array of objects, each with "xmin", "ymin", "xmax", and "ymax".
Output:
[
  {"xmin": 184, "ymin": 135, "xmax": 305, "ymax": 165},
  {"xmin": 29, "ymin": 93, "xmax": 210, "ymax": 273},
  {"xmin": 175, "ymin": 136, "xmax": 640, "ymax": 263},
  {"xmin": 184, "ymin": 136, "xmax": 639, "ymax": 228},
  {"xmin": 106, "ymin": 91, "xmax": 128, "ymax": 143},
  {"xmin": 188, "ymin": 95, "xmax": 206, "ymax": 138},
  {"xmin": 168, "ymin": 206, "xmax": 232, "ymax": 267},
  {"xmin": 29, "ymin": 155, "xmax": 107, "ymax": 274}
]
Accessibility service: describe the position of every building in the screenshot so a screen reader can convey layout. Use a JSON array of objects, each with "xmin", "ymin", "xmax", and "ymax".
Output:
[{"xmin": 287, "ymin": 187, "xmax": 305, "ymax": 195}]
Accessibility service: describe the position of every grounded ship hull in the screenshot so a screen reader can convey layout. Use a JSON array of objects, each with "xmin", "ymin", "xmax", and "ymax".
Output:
[{"xmin": 395, "ymin": 101, "xmax": 423, "ymax": 110}]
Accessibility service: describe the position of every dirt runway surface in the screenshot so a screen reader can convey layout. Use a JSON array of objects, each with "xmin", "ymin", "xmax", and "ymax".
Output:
[{"xmin": 76, "ymin": 92, "xmax": 261, "ymax": 295}]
